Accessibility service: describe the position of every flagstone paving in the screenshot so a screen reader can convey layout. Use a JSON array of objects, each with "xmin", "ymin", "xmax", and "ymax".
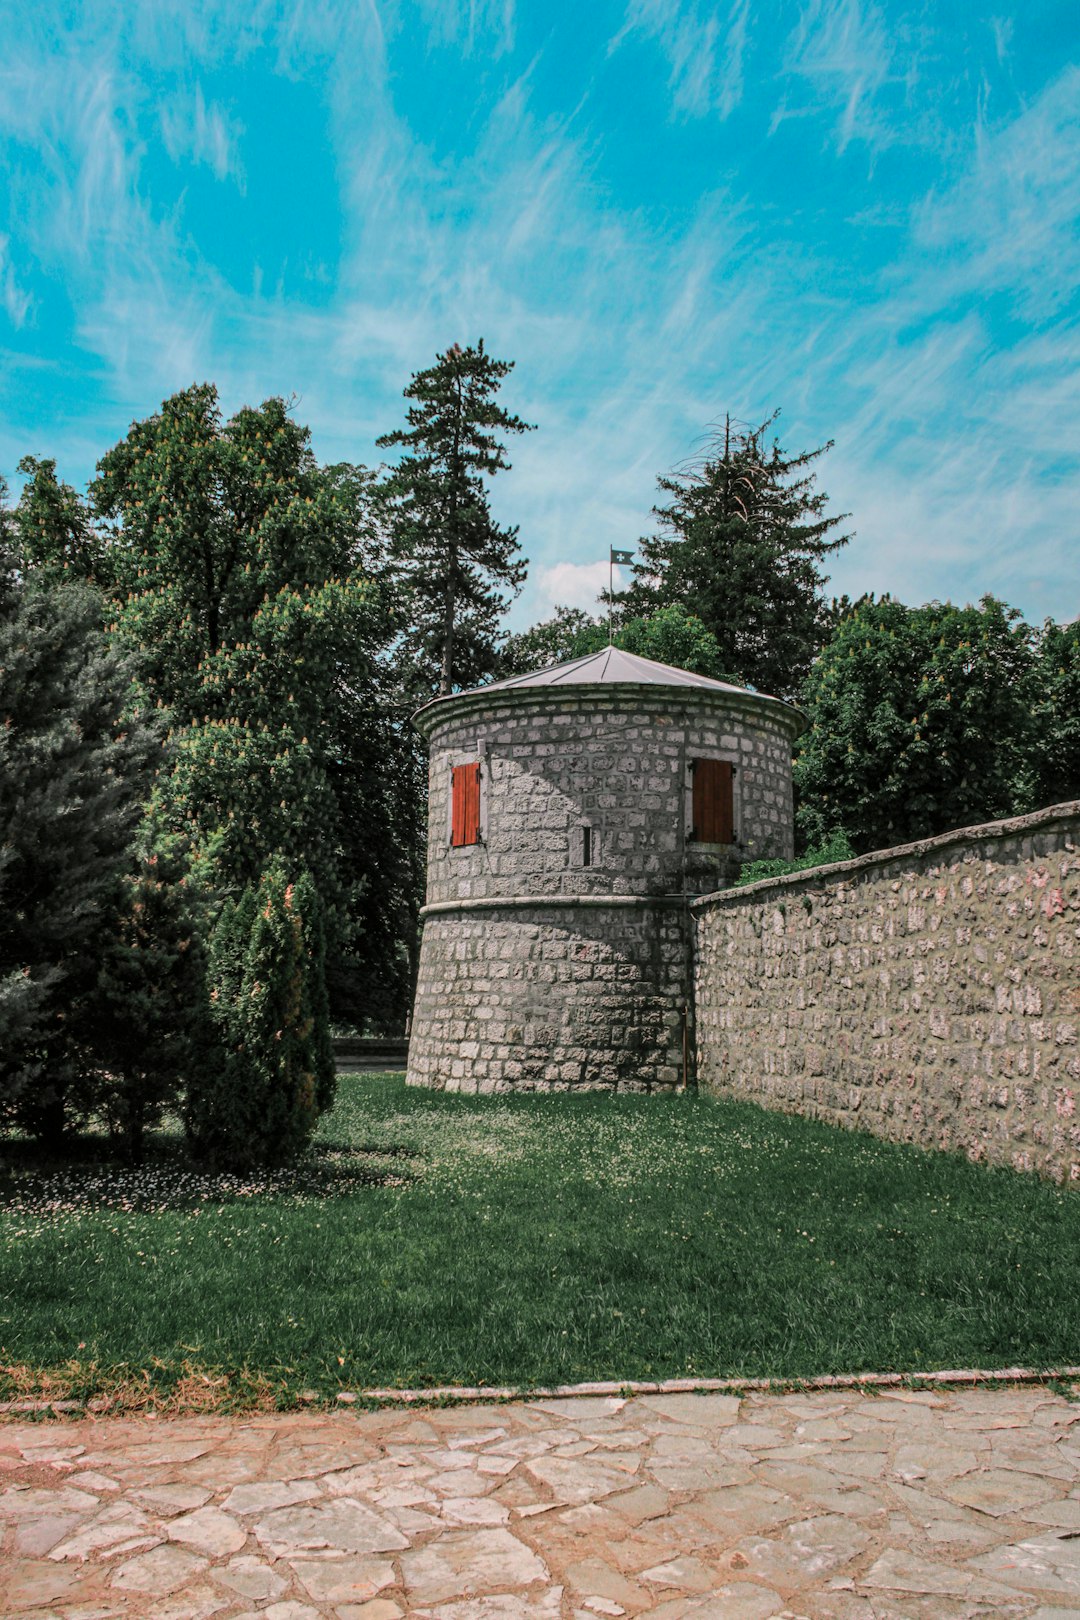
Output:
[{"xmin": 3, "ymin": 1385, "xmax": 1080, "ymax": 1618}]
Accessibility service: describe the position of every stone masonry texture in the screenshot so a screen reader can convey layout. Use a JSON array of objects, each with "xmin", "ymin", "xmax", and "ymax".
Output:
[
  {"xmin": 693, "ymin": 801, "xmax": 1080, "ymax": 1182},
  {"xmin": 408, "ymin": 683, "xmax": 801, "ymax": 1093},
  {"xmin": 8, "ymin": 1383, "xmax": 1080, "ymax": 1617}
]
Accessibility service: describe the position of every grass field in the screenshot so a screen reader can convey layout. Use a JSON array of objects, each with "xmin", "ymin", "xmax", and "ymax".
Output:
[{"xmin": 2, "ymin": 1074, "xmax": 1079, "ymax": 1410}]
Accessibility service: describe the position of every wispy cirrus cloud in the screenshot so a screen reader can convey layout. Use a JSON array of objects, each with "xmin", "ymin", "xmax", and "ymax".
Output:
[
  {"xmin": 160, "ymin": 83, "xmax": 245, "ymax": 185},
  {"xmin": 1, "ymin": 0, "xmax": 1077, "ymax": 636},
  {"xmin": 612, "ymin": 0, "xmax": 752, "ymax": 118}
]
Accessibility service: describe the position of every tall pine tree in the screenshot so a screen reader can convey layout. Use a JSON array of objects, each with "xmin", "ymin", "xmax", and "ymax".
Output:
[
  {"xmin": 378, "ymin": 341, "xmax": 533, "ymax": 695},
  {"xmin": 623, "ymin": 412, "xmax": 849, "ymax": 701}
]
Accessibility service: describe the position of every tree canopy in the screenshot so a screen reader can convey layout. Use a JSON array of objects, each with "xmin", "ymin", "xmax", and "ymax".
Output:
[
  {"xmin": 502, "ymin": 602, "xmax": 727, "ymax": 680},
  {"xmin": 795, "ymin": 594, "xmax": 1039, "ymax": 854}
]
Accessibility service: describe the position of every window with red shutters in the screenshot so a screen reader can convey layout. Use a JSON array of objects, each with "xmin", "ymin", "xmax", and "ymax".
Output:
[
  {"xmin": 450, "ymin": 762, "xmax": 482, "ymax": 847},
  {"xmin": 690, "ymin": 758, "xmax": 734, "ymax": 844}
]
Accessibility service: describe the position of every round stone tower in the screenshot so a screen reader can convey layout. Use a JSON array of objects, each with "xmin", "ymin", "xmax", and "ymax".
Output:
[{"xmin": 406, "ymin": 647, "xmax": 803, "ymax": 1093}]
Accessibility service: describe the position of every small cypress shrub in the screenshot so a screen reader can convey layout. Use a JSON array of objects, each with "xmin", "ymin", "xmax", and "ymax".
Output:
[{"xmin": 187, "ymin": 861, "xmax": 334, "ymax": 1167}]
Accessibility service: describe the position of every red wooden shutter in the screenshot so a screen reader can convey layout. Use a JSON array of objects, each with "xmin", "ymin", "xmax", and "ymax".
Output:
[
  {"xmin": 451, "ymin": 763, "xmax": 482, "ymax": 846},
  {"xmin": 691, "ymin": 758, "xmax": 734, "ymax": 844}
]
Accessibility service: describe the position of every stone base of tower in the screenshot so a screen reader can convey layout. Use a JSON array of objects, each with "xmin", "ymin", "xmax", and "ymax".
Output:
[{"xmin": 406, "ymin": 897, "xmax": 693, "ymax": 1093}]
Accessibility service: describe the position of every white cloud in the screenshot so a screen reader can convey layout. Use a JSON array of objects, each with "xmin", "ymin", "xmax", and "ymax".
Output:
[
  {"xmin": 0, "ymin": 237, "xmax": 33, "ymax": 327},
  {"xmin": 780, "ymin": 0, "xmax": 898, "ymax": 152},
  {"xmin": 532, "ymin": 560, "xmax": 610, "ymax": 619},
  {"xmin": 160, "ymin": 83, "xmax": 245, "ymax": 185},
  {"xmin": 613, "ymin": 0, "xmax": 752, "ymax": 119}
]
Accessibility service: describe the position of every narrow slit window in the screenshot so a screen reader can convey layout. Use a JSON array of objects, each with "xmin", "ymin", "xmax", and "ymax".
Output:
[
  {"xmin": 451, "ymin": 762, "xmax": 482, "ymax": 847},
  {"xmin": 582, "ymin": 826, "xmax": 592, "ymax": 867},
  {"xmin": 690, "ymin": 758, "xmax": 734, "ymax": 844}
]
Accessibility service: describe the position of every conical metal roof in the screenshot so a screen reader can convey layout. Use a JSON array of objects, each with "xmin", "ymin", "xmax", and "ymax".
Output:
[
  {"xmin": 413, "ymin": 645, "xmax": 806, "ymax": 736},
  {"xmin": 469, "ymin": 646, "xmax": 761, "ymax": 697}
]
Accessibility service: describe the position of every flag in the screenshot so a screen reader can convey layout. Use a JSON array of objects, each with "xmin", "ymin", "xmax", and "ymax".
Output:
[{"xmin": 610, "ymin": 548, "xmax": 634, "ymax": 565}]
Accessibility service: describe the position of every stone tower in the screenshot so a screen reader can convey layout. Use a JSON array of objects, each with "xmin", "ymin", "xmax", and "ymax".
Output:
[{"xmin": 406, "ymin": 647, "xmax": 803, "ymax": 1093}]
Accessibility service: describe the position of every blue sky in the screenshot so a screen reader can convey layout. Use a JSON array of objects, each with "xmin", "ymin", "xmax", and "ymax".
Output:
[{"xmin": 2, "ymin": 0, "xmax": 1078, "ymax": 628}]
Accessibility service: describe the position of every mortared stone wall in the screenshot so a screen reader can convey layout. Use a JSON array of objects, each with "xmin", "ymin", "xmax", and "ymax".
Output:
[{"xmin": 693, "ymin": 802, "xmax": 1080, "ymax": 1181}]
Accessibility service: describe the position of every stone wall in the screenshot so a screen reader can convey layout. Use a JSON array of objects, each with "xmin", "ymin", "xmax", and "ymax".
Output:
[
  {"xmin": 693, "ymin": 803, "xmax": 1080, "ymax": 1181},
  {"xmin": 423, "ymin": 687, "xmax": 797, "ymax": 905},
  {"xmin": 408, "ymin": 898, "xmax": 691, "ymax": 1092}
]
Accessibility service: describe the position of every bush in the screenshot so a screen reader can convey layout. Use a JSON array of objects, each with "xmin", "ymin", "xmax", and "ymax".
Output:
[
  {"xmin": 187, "ymin": 861, "xmax": 335, "ymax": 1167},
  {"xmin": 735, "ymin": 829, "xmax": 856, "ymax": 887}
]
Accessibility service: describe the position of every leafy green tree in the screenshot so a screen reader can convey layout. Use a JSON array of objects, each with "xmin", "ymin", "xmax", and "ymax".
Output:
[
  {"xmin": 624, "ymin": 412, "xmax": 850, "ymax": 700},
  {"xmin": 189, "ymin": 860, "xmax": 333, "ymax": 1167},
  {"xmin": 1031, "ymin": 619, "xmax": 1080, "ymax": 808},
  {"xmin": 796, "ymin": 594, "xmax": 1038, "ymax": 854},
  {"xmin": 14, "ymin": 456, "xmax": 103, "ymax": 585},
  {"xmin": 75, "ymin": 384, "xmax": 414, "ymax": 1027},
  {"xmin": 378, "ymin": 340, "xmax": 533, "ymax": 696},
  {"xmin": 502, "ymin": 602, "xmax": 727, "ymax": 679},
  {"xmin": 0, "ymin": 554, "xmax": 160, "ymax": 1141}
]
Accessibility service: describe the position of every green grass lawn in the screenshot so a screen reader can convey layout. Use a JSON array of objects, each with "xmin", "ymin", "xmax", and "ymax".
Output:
[{"xmin": 2, "ymin": 1074, "xmax": 1079, "ymax": 1409}]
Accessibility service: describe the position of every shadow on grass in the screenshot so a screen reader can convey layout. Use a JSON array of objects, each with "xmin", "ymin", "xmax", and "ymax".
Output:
[{"xmin": 0, "ymin": 1133, "xmax": 421, "ymax": 1215}]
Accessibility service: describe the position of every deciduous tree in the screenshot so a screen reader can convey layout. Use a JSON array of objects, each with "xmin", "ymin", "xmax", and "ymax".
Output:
[{"xmin": 795, "ymin": 594, "xmax": 1038, "ymax": 854}]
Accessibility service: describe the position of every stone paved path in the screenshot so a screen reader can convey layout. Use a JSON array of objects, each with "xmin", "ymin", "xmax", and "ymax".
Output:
[{"xmin": 3, "ymin": 1385, "xmax": 1080, "ymax": 1618}]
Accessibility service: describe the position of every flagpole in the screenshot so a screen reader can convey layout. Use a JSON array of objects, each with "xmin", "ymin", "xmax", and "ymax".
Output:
[{"xmin": 609, "ymin": 549, "xmax": 613, "ymax": 645}]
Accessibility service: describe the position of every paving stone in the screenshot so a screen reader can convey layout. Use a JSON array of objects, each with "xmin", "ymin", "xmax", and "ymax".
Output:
[
  {"xmin": 110, "ymin": 1542, "xmax": 209, "ymax": 1595},
  {"xmin": 401, "ymin": 1527, "xmax": 549, "ymax": 1602},
  {"xmin": 167, "ymin": 1504, "xmax": 248, "ymax": 1555},
  {"xmin": 0, "ymin": 1485, "xmax": 100, "ymax": 1521},
  {"xmin": 944, "ymin": 1466, "xmax": 1061, "ymax": 1517},
  {"xmin": 524, "ymin": 1454, "xmax": 642, "ymax": 1505},
  {"xmin": 213, "ymin": 1553, "xmax": 290, "ymax": 1600},
  {"xmin": 564, "ymin": 1554, "xmax": 649, "ymax": 1607},
  {"xmin": 411, "ymin": 1589, "xmax": 563, "ymax": 1618},
  {"xmin": 1023, "ymin": 1497, "xmax": 1080, "ymax": 1529},
  {"xmin": 725, "ymin": 1513, "xmax": 870, "ymax": 1589},
  {"xmin": 130, "ymin": 1482, "xmax": 213, "ymax": 1515},
  {"xmin": 640, "ymin": 1553, "xmax": 720, "ymax": 1591},
  {"xmin": 441, "ymin": 1493, "xmax": 511, "ymax": 1524},
  {"xmin": 5, "ymin": 1386, "xmax": 1080, "ymax": 1620},
  {"xmin": 151, "ymin": 1579, "xmax": 234, "ymax": 1619},
  {"xmin": 336, "ymin": 1602, "xmax": 405, "ymax": 1620},
  {"xmin": 973, "ymin": 1531, "xmax": 1080, "ymax": 1598},
  {"xmin": 636, "ymin": 1394, "xmax": 742, "ymax": 1426},
  {"xmin": 288, "ymin": 1554, "xmax": 397, "ymax": 1603},
  {"xmin": 860, "ymin": 1546, "xmax": 1026, "ymax": 1600},
  {"xmin": 254, "ymin": 1498, "xmax": 410, "ymax": 1557},
  {"xmin": 223, "ymin": 1478, "xmax": 322, "ymax": 1514},
  {"xmin": 48, "ymin": 1501, "xmax": 158, "ymax": 1560}
]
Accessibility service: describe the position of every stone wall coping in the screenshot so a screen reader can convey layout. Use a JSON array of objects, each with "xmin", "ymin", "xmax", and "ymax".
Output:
[
  {"xmin": 420, "ymin": 892, "xmax": 693, "ymax": 918},
  {"xmin": 413, "ymin": 678, "xmax": 806, "ymax": 741},
  {"xmin": 691, "ymin": 798, "xmax": 1080, "ymax": 912}
]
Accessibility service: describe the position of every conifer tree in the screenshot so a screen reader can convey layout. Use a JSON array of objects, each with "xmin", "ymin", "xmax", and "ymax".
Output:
[
  {"xmin": 378, "ymin": 341, "xmax": 533, "ymax": 695},
  {"xmin": 0, "ymin": 555, "xmax": 160, "ymax": 1139},
  {"xmin": 189, "ymin": 862, "xmax": 333, "ymax": 1167},
  {"xmin": 624, "ymin": 412, "xmax": 849, "ymax": 701}
]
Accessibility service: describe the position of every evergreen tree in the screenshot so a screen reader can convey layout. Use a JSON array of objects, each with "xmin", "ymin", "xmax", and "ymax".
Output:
[
  {"xmin": 378, "ymin": 341, "xmax": 533, "ymax": 696},
  {"xmin": 190, "ymin": 861, "xmax": 332, "ymax": 1167},
  {"xmin": 0, "ymin": 556, "xmax": 160, "ymax": 1140},
  {"xmin": 77, "ymin": 837, "xmax": 210, "ymax": 1160},
  {"xmin": 795, "ymin": 594, "xmax": 1038, "ymax": 854},
  {"xmin": 624, "ymin": 412, "xmax": 850, "ymax": 700}
]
